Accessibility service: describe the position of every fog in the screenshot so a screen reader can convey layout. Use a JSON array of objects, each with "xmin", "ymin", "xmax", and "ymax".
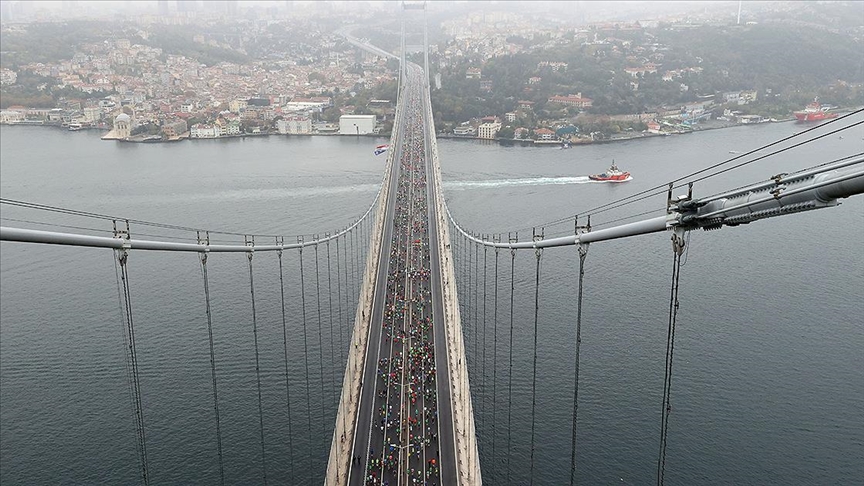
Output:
[{"xmin": 0, "ymin": 0, "xmax": 758, "ymax": 24}]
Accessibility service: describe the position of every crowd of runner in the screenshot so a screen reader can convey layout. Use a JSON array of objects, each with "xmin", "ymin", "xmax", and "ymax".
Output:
[{"xmin": 362, "ymin": 81, "xmax": 441, "ymax": 486}]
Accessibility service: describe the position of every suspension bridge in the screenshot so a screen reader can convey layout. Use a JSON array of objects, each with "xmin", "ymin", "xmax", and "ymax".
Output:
[{"xmin": 2, "ymin": 10, "xmax": 864, "ymax": 486}]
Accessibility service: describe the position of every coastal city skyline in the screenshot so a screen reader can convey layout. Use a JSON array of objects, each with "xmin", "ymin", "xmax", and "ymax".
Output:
[{"xmin": 1, "ymin": 1, "xmax": 861, "ymax": 144}]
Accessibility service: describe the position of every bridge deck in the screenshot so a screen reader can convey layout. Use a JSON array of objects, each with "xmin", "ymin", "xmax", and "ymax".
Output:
[{"xmin": 348, "ymin": 68, "xmax": 457, "ymax": 485}]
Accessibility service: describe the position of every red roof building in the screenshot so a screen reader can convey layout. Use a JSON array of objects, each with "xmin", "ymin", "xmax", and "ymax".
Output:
[{"xmin": 547, "ymin": 93, "xmax": 593, "ymax": 109}]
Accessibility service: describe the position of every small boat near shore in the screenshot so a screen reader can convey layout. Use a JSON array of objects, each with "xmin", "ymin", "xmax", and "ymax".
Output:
[
  {"xmin": 794, "ymin": 98, "xmax": 838, "ymax": 122},
  {"xmin": 589, "ymin": 160, "xmax": 631, "ymax": 182}
]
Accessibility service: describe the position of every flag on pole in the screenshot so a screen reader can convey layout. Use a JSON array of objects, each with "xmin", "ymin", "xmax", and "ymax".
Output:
[{"xmin": 374, "ymin": 144, "xmax": 389, "ymax": 156}]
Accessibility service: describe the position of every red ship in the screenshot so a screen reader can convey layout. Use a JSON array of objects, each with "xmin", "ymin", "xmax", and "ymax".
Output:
[
  {"xmin": 794, "ymin": 99, "xmax": 838, "ymax": 122},
  {"xmin": 589, "ymin": 160, "xmax": 630, "ymax": 182}
]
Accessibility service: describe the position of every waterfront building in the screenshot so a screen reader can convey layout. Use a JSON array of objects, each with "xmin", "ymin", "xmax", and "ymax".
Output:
[
  {"xmin": 0, "ymin": 110, "xmax": 24, "ymax": 124},
  {"xmin": 285, "ymin": 97, "xmax": 331, "ymax": 113},
  {"xmin": 277, "ymin": 116, "xmax": 312, "ymax": 135},
  {"xmin": 162, "ymin": 119, "xmax": 188, "ymax": 138},
  {"xmin": 534, "ymin": 127, "xmax": 556, "ymax": 140},
  {"xmin": 114, "ymin": 113, "xmax": 132, "ymax": 139},
  {"xmin": 214, "ymin": 119, "xmax": 241, "ymax": 136},
  {"xmin": 339, "ymin": 114, "xmax": 376, "ymax": 135},
  {"xmin": 478, "ymin": 121, "xmax": 502, "ymax": 139},
  {"xmin": 190, "ymin": 123, "xmax": 218, "ymax": 138},
  {"xmin": 453, "ymin": 124, "xmax": 476, "ymax": 136}
]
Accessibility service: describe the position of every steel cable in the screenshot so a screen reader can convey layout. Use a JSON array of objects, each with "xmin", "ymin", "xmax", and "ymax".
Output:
[
  {"xmin": 349, "ymin": 227, "xmax": 357, "ymax": 324},
  {"xmin": 276, "ymin": 250, "xmax": 295, "ymax": 480},
  {"xmin": 335, "ymin": 237, "xmax": 345, "ymax": 364},
  {"xmin": 112, "ymin": 253, "xmax": 137, "ymax": 476},
  {"xmin": 467, "ymin": 235, "xmax": 473, "ymax": 376},
  {"xmin": 314, "ymin": 243, "xmax": 326, "ymax": 441},
  {"xmin": 474, "ymin": 241, "xmax": 480, "ymax": 389},
  {"xmin": 570, "ymin": 247, "xmax": 587, "ymax": 486},
  {"xmin": 658, "ymin": 244, "xmax": 684, "ymax": 486},
  {"xmin": 492, "ymin": 245, "xmax": 500, "ymax": 478},
  {"xmin": 199, "ymin": 253, "xmax": 225, "ymax": 486},
  {"xmin": 529, "ymin": 247, "xmax": 542, "ymax": 485},
  {"xmin": 115, "ymin": 250, "xmax": 150, "ymax": 486},
  {"xmin": 326, "ymin": 240, "xmax": 337, "ymax": 414},
  {"xmin": 246, "ymin": 252, "xmax": 268, "ymax": 486},
  {"xmin": 299, "ymin": 247, "xmax": 314, "ymax": 484},
  {"xmin": 506, "ymin": 246, "xmax": 516, "ymax": 485},
  {"xmin": 519, "ymin": 111, "xmax": 864, "ymax": 230},
  {"xmin": 481, "ymin": 244, "xmax": 488, "ymax": 441},
  {"xmin": 342, "ymin": 233, "xmax": 351, "ymax": 359}
]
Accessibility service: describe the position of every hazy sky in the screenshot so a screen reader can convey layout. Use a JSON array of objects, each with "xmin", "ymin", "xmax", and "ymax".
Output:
[{"xmin": 1, "ymin": 0, "xmax": 745, "ymax": 16}]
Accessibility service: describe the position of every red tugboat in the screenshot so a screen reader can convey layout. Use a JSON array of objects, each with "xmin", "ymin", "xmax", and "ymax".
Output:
[
  {"xmin": 589, "ymin": 160, "xmax": 631, "ymax": 182},
  {"xmin": 794, "ymin": 98, "xmax": 838, "ymax": 122}
]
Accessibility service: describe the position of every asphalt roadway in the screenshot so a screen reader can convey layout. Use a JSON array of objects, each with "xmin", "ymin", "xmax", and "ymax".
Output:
[{"xmin": 348, "ymin": 70, "xmax": 457, "ymax": 486}]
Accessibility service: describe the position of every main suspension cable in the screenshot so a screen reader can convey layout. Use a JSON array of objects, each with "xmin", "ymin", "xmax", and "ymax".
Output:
[
  {"xmin": 246, "ymin": 248, "xmax": 268, "ymax": 486},
  {"xmin": 1, "ymin": 176, "xmax": 384, "ymax": 239},
  {"xmin": 276, "ymin": 249, "xmax": 295, "ymax": 480},
  {"xmin": 199, "ymin": 249, "xmax": 225, "ymax": 486}
]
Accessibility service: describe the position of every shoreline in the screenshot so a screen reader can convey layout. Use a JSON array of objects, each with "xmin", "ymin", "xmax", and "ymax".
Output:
[{"xmin": 3, "ymin": 108, "xmax": 858, "ymax": 146}]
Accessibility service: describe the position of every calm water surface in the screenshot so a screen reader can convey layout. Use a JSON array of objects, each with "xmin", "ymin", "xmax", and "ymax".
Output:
[{"xmin": 1, "ymin": 120, "xmax": 862, "ymax": 485}]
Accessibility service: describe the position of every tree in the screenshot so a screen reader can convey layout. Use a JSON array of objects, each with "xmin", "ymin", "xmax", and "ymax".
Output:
[{"xmin": 496, "ymin": 126, "xmax": 515, "ymax": 139}]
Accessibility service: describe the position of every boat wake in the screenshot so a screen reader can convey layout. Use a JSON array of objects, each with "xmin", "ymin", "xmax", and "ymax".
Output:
[
  {"xmin": 444, "ymin": 176, "xmax": 592, "ymax": 189},
  {"xmin": 211, "ymin": 184, "xmax": 381, "ymax": 200},
  {"xmin": 120, "ymin": 175, "xmax": 633, "ymax": 204}
]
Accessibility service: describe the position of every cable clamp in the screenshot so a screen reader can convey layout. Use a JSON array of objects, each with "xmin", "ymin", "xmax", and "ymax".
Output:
[
  {"xmin": 245, "ymin": 235, "xmax": 254, "ymax": 260},
  {"xmin": 275, "ymin": 236, "xmax": 284, "ymax": 256},
  {"xmin": 575, "ymin": 215, "xmax": 591, "ymax": 256},
  {"xmin": 197, "ymin": 230, "xmax": 210, "ymax": 262},
  {"xmin": 112, "ymin": 219, "xmax": 132, "ymax": 251},
  {"xmin": 770, "ymin": 183, "xmax": 787, "ymax": 199},
  {"xmin": 671, "ymin": 226, "xmax": 687, "ymax": 256},
  {"xmin": 532, "ymin": 227, "xmax": 544, "ymax": 256},
  {"xmin": 667, "ymin": 182, "xmax": 694, "ymax": 214}
]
